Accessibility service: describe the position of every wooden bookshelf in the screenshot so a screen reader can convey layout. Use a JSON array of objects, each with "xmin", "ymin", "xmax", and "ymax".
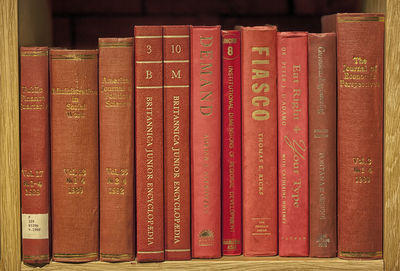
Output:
[{"xmin": 1, "ymin": 0, "xmax": 397, "ymax": 270}]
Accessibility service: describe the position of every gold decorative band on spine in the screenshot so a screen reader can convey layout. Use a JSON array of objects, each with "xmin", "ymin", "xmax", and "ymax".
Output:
[
  {"xmin": 338, "ymin": 16, "xmax": 384, "ymax": 23},
  {"xmin": 99, "ymin": 42, "xmax": 133, "ymax": 48},
  {"xmin": 136, "ymin": 86, "xmax": 163, "ymax": 89},
  {"xmin": 163, "ymin": 60, "xmax": 189, "ymax": 63},
  {"xmin": 53, "ymin": 252, "xmax": 98, "ymax": 258},
  {"xmin": 165, "ymin": 248, "xmax": 191, "ymax": 252},
  {"xmin": 135, "ymin": 35, "xmax": 162, "ymax": 39},
  {"xmin": 164, "ymin": 85, "xmax": 189, "ymax": 88},
  {"xmin": 50, "ymin": 54, "xmax": 97, "ymax": 60},
  {"xmin": 100, "ymin": 253, "xmax": 133, "ymax": 259},
  {"xmin": 339, "ymin": 251, "xmax": 383, "ymax": 258},
  {"xmin": 23, "ymin": 254, "xmax": 49, "ymax": 260},
  {"xmin": 135, "ymin": 60, "xmax": 163, "ymax": 64},
  {"xmin": 163, "ymin": 35, "xmax": 190, "ymax": 38},
  {"xmin": 20, "ymin": 51, "xmax": 48, "ymax": 57},
  {"xmin": 137, "ymin": 250, "xmax": 165, "ymax": 254}
]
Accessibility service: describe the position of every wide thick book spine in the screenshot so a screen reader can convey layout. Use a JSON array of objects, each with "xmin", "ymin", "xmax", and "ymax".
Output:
[
  {"xmin": 163, "ymin": 25, "xmax": 191, "ymax": 261},
  {"xmin": 308, "ymin": 33, "xmax": 337, "ymax": 258},
  {"xmin": 190, "ymin": 26, "xmax": 221, "ymax": 259},
  {"xmin": 134, "ymin": 25, "xmax": 164, "ymax": 262},
  {"xmin": 20, "ymin": 47, "xmax": 50, "ymax": 265},
  {"xmin": 277, "ymin": 32, "xmax": 309, "ymax": 257},
  {"xmin": 322, "ymin": 13, "xmax": 384, "ymax": 259},
  {"xmin": 99, "ymin": 38, "xmax": 135, "ymax": 262},
  {"xmin": 221, "ymin": 30, "xmax": 242, "ymax": 256},
  {"xmin": 50, "ymin": 49, "xmax": 99, "ymax": 262},
  {"xmin": 241, "ymin": 26, "xmax": 278, "ymax": 256}
]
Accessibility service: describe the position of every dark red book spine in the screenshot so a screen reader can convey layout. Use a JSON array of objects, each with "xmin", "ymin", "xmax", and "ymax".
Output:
[
  {"xmin": 277, "ymin": 32, "xmax": 309, "ymax": 257},
  {"xmin": 163, "ymin": 25, "xmax": 191, "ymax": 261},
  {"xmin": 221, "ymin": 30, "xmax": 242, "ymax": 256},
  {"xmin": 308, "ymin": 33, "xmax": 337, "ymax": 257},
  {"xmin": 190, "ymin": 26, "xmax": 221, "ymax": 259},
  {"xmin": 20, "ymin": 47, "xmax": 50, "ymax": 265},
  {"xmin": 50, "ymin": 49, "xmax": 99, "ymax": 262},
  {"xmin": 99, "ymin": 38, "xmax": 135, "ymax": 262},
  {"xmin": 322, "ymin": 13, "xmax": 384, "ymax": 259},
  {"xmin": 134, "ymin": 25, "xmax": 164, "ymax": 262},
  {"xmin": 241, "ymin": 26, "xmax": 278, "ymax": 256}
]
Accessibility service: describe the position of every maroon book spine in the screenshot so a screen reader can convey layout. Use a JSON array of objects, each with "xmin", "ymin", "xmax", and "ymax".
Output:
[
  {"xmin": 277, "ymin": 32, "xmax": 309, "ymax": 256},
  {"xmin": 221, "ymin": 30, "xmax": 242, "ymax": 256},
  {"xmin": 20, "ymin": 47, "xmax": 50, "ymax": 265}
]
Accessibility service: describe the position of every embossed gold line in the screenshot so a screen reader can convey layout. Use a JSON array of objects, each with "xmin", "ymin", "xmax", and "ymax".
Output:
[
  {"xmin": 136, "ymin": 60, "xmax": 163, "ymax": 64},
  {"xmin": 339, "ymin": 251, "xmax": 383, "ymax": 258},
  {"xmin": 165, "ymin": 249, "xmax": 191, "ymax": 252},
  {"xmin": 100, "ymin": 253, "xmax": 133, "ymax": 259},
  {"xmin": 164, "ymin": 85, "xmax": 189, "ymax": 88},
  {"xmin": 163, "ymin": 35, "xmax": 189, "ymax": 38},
  {"xmin": 51, "ymin": 54, "xmax": 97, "ymax": 60},
  {"xmin": 135, "ymin": 35, "xmax": 162, "ymax": 39},
  {"xmin": 163, "ymin": 60, "xmax": 189, "ymax": 63},
  {"xmin": 338, "ymin": 16, "xmax": 384, "ymax": 23},
  {"xmin": 23, "ymin": 254, "xmax": 49, "ymax": 259},
  {"xmin": 21, "ymin": 51, "xmax": 48, "ymax": 57},
  {"xmin": 136, "ymin": 86, "xmax": 163, "ymax": 89},
  {"xmin": 99, "ymin": 42, "xmax": 133, "ymax": 48},
  {"xmin": 137, "ymin": 250, "xmax": 164, "ymax": 254},
  {"xmin": 54, "ymin": 252, "xmax": 98, "ymax": 258}
]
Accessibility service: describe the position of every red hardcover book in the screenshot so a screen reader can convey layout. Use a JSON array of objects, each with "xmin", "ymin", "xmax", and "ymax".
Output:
[
  {"xmin": 190, "ymin": 26, "xmax": 221, "ymax": 259},
  {"xmin": 221, "ymin": 30, "xmax": 242, "ymax": 256},
  {"xmin": 50, "ymin": 49, "xmax": 99, "ymax": 262},
  {"xmin": 241, "ymin": 26, "xmax": 278, "ymax": 256},
  {"xmin": 134, "ymin": 25, "xmax": 164, "ymax": 262},
  {"xmin": 277, "ymin": 32, "xmax": 309, "ymax": 257},
  {"xmin": 99, "ymin": 38, "xmax": 135, "ymax": 262},
  {"xmin": 308, "ymin": 33, "xmax": 337, "ymax": 257},
  {"xmin": 322, "ymin": 13, "xmax": 384, "ymax": 259},
  {"xmin": 163, "ymin": 25, "xmax": 191, "ymax": 261},
  {"xmin": 20, "ymin": 47, "xmax": 50, "ymax": 265}
]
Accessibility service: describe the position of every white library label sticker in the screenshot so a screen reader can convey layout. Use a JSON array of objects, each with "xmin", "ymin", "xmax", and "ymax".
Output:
[{"xmin": 22, "ymin": 213, "xmax": 49, "ymax": 239}]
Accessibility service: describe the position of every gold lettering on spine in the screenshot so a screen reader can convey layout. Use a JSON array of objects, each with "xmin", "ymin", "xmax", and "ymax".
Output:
[
  {"xmin": 20, "ymin": 86, "xmax": 47, "ymax": 110},
  {"xmin": 64, "ymin": 168, "xmax": 86, "ymax": 195},
  {"xmin": 340, "ymin": 56, "xmax": 380, "ymax": 89},
  {"xmin": 199, "ymin": 36, "xmax": 214, "ymax": 116},
  {"xmin": 101, "ymin": 77, "xmax": 130, "ymax": 108},
  {"xmin": 22, "ymin": 169, "xmax": 45, "ymax": 196}
]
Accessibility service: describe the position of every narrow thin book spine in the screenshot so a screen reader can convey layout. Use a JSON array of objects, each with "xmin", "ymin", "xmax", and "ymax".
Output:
[
  {"xmin": 135, "ymin": 25, "xmax": 165, "ymax": 262},
  {"xmin": 20, "ymin": 46, "xmax": 50, "ymax": 265},
  {"xmin": 221, "ymin": 30, "xmax": 242, "ymax": 256},
  {"xmin": 163, "ymin": 25, "xmax": 191, "ymax": 261},
  {"xmin": 99, "ymin": 38, "xmax": 135, "ymax": 262}
]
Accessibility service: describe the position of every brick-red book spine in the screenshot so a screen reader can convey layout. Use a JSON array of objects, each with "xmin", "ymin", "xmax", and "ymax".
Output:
[
  {"xmin": 50, "ymin": 49, "xmax": 99, "ymax": 262},
  {"xmin": 134, "ymin": 26, "xmax": 164, "ymax": 262},
  {"xmin": 99, "ymin": 38, "xmax": 135, "ymax": 262},
  {"xmin": 190, "ymin": 26, "xmax": 221, "ymax": 259},
  {"xmin": 221, "ymin": 30, "xmax": 242, "ymax": 256},
  {"xmin": 308, "ymin": 33, "xmax": 337, "ymax": 257},
  {"xmin": 322, "ymin": 13, "xmax": 384, "ymax": 259},
  {"xmin": 277, "ymin": 32, "xmax": 309, "ymax": 257},
  {"xmin": 241, "ymin": 26, "xmax": 278, "ymax": 256},
  {"xmin": 20, "ymin": 47, "xmax": 50, "ymax": 265},
  {"xmin": 163, "ymin": 25, "xmax": 191, "ymax": 261}
]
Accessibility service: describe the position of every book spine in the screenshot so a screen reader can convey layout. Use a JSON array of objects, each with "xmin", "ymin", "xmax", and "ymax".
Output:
[
  {"xmin": 20, "ymin": 47, "xmax": 50, "ymax": 265},
  {"xmin": 50, "ymin": 49, "xmax": 99, "ymax": 262},
  {"xmin": 134, "ymin": 25, "xmax": 165, "ymax": 262},
  {"xmin": 308, "ymin": 33, "xmax": 337, "ymax": 258},
  {"xmin": 221, "ymin": 30, "xmax": 242, "ymax": 256},
  {"xmin": 241, "ymin": 26, "xmax": 278, "ymax": 256},
  {"xmin": 190, "ymin": 26, "xmax": 221, "ymax": 259},
  {"xmin": 99, "ymin": 38, "xmax": 135, "ymax": 262},
  {"xmin": 322, "ymin": 13, "xmax": 384, "ymax": 259},
  {"xmin": 277, "ymin": 32, "xmax": 309, "ymax": 257},
  {"xmin": 163, "ymin": 25, "xmax": 191, "ymax": 261}
]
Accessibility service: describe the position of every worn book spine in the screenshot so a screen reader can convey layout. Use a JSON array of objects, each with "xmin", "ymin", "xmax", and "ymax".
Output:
[
  {"xmin": 308, "ymin": 33, "xmax": 337, "ymax": 258},
  {"xmin": 134, "ymin": 25, "xmax": 164, "ymax": 262},
  {"xmin": 277, "ymin": 32, "xmax": 309, "ymax": 257},
  {"xmin": 163, "ymin": 25, "xmax": 191, "ymax": 261},
  {"xmin": 20, "ymin": 47, "xmax": 50, "ymax": 265},
  {"xmin": 221, "ymin": 30, "xmax": 242, "ymax": 256},
  {"xmin": 190, "ymin": 26, "xmax": 221, "ymax": 259},
  {"xmin": 99, "ymin": 38, "xmax": 135, "ymax": 262},
  {"xmin": 50, "ymin": 49, "xmax": 99, "ymax": 262},
  {"xmin": 322, "ymin": 13, "xmax": 384, "ymax": 259},
  {"xmin": 241, "ymin": 26, "xmax": 278, "ymax": 256}
]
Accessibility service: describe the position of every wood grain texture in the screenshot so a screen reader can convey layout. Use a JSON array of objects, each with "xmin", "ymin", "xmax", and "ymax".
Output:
[
  {"xmin": 363, "ymin": 0, "xmax": 386, "ymax": 13},
  {"xmin": 0, "ymin": 0, "xmax": 21, "ymax": 270}
]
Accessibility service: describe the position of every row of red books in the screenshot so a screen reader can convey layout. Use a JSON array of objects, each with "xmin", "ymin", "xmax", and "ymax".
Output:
[{"xmin": 20, "ymin": 13, "xmax": 383, "ymax": 265}]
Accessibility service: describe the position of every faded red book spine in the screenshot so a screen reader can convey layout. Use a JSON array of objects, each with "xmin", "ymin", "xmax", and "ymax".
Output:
[
  {"xmin": 134, "ymin": 25, "xmax": 164, "ymax": 262},
  {"xmin": 20, "ymin": 47, "xmax": 50, "ymax": 265},
  {"xmin": 190, "ymin": 26, "xmax": 221, "ymax": 259},
  {"xmin": 50, "ymin": 49, "xmax": 99, "ymax": 262},
  {"xmin": 241, "ymin": 26, "xmax": 278, "ymax": 256},
  {"xmin": 322, "ymin": 13, "xmax": 384, "ymax": 259},
  {"xmin": 308, "ymin": 33, "xmax": 337, "ymax": 257},
  {"xmin": 221, "ymin": 30, "xmax": 242, "ymax": 256},
  {"xmin": 99, "ymin": 38, "xmax": 135, "ymax": 262},
  {"xmin": 277, "ymin": 32, "xmax": 309, "ymax": 257},
  {"xmin": 163, "ymin": 25, "xmax": 191, "ymax": 261}
]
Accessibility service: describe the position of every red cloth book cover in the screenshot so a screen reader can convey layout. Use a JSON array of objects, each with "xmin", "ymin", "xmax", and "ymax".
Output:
[
  {"xmin": 221, "ymin": 30, "xmax": 242, "ymax": 256},
  {"xmin": 190, "ymin": 25, "xmax": 221, "ymax": 259},
  {"xmin": 322, "ymin": 13, "xmax": 384, "ymax": 259},
  {"xmin": 241, "ymin": 26, "xmax": 278, "ymax": 256},
  {"xmin": 50, "ymin": 49, "xmax": 99, "ymax": 262},
  {"xmin": 20, "ymin": 47, "xmax": 50, "ymax": 265},
  {"xmin": 99, "ymin": 38, "xmax": 135, "ymax": 262},
  {"xmin": 134, "ymin": 25, "xmax": 165, "ymax": 262},
  {"xmin": 277, "ymin": 32, "xmax": 309, "ymax": 257},
  {"xmin": 163, "ymin": 25, "xmax": 191, "ymax": 261},
  {"xmin": 308, "ymin": 33, "xmax": 337, "ymax": 257}
]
